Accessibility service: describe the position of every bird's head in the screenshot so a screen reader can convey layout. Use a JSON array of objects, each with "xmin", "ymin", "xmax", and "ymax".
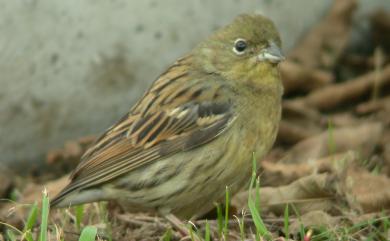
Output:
[{"xmin": 194, "ymin": 13, "xmax": 284, "ymax": 89}]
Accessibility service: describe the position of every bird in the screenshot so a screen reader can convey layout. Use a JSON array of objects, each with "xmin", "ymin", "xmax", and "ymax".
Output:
[{"xmin": 51, "ymin": 13, "xmax": 284, "ymax": 220}]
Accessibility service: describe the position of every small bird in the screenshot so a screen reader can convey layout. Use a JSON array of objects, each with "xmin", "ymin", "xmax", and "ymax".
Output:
[{"xmin": 51, "ymin": 13, "xmax": 284, "ymax": 220}]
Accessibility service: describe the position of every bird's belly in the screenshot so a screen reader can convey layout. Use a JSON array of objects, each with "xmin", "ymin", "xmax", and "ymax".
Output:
[{"xmin": 112, "ymin": 121, "xmax": 265, "ymax": 219}]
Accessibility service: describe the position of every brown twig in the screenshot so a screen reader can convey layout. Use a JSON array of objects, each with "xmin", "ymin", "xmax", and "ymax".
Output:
[{"xmin": 291, "ymin": 64, "xmax": 390, "ymax": 111}]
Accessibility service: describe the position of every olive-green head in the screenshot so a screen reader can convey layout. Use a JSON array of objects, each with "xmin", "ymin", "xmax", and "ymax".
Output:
[{"xmin": 194, "ymin": 13, "xmax": 284, "ymax": 81}]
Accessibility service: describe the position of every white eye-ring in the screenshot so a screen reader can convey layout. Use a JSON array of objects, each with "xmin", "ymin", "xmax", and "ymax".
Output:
[{"xmin": 233, "ymin": 38, "xmax": 247, "ymax": 55}]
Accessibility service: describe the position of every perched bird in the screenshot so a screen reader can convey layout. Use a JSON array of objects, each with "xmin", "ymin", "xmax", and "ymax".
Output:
[{"xmin": 51, "ymin": 13, "xmax": 284, "ymax": 220}]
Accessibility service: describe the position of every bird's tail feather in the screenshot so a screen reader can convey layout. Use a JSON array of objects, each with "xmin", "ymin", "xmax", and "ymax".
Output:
[{"xmin": 50, "ymin": 188, "xmax": 109, "ymax": 208}]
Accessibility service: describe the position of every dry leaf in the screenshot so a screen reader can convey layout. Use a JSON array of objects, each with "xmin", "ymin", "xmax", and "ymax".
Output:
[
  {"xmin": 233, "ymin": 173, "xmax": 345, "ymax": 216},
  {"xmin": 289, "ymin": 210, "xmax": 340, "ymax": 235},
  {"xmin": 280, "ymin": 122, "xmax": 383, "ymax": 164},
  {"xmin": 260, "ymin": 151, "xmax": 358, "ymax": 187},
  {"xmin": 347, "ymin": 167, "xmax": 390, "ymax": 213}
]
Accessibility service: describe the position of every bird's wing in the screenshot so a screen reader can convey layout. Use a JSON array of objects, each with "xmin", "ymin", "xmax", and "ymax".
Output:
[{"xmin": 51, "ymin": 56, "xmax": 236, "ymax": 205}]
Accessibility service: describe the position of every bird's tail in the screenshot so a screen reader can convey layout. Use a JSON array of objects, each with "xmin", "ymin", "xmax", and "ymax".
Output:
[{"xmin": 50, "ymin": 187, "xmax": 109, "ymax": 208}]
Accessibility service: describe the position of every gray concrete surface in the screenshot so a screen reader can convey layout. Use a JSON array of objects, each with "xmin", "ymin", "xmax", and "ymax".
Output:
[{"xmin": 0, "ymin": 0, "xmax": 388, "ymax": 170}]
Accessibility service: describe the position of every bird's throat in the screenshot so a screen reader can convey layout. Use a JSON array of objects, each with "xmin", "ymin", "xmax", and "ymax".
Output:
[{"xmin": 227, "ymin": 61, "xmax": 283, "ymax": 96}]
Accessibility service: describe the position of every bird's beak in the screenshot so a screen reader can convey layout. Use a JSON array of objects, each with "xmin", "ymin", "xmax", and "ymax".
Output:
[{"xmin": 257, "ymin": 41, "xmax": 285, "ymax": 64}]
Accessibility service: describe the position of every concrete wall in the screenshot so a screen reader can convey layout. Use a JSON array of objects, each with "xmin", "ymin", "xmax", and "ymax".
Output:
[{"xmin": 0, "ymin": 0, "xmax": 388, "ymax": 170}]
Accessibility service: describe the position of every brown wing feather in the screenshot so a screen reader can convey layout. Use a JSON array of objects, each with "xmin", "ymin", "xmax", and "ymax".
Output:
[{"xmin": 51, "ymin": 56, "xmax": 235, "ymax": 207}]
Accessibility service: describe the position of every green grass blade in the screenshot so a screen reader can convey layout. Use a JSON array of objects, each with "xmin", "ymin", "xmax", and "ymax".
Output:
[
  {"xmin": 205, "ymin": 220, "xmax": 211, "ymax": 241},
  {"xmin": 250, "ymin": 153, "xmax": 257, "ymax": 189},
  {"xmin": 248, "ymin": 153, "xmax": 270, "ymax": 240},
  {"xmin": 299, "ymin": 224, "xmax": 305, "ymax": 240},
  {"xmin": 224, "ymin": 186, "xmax": 230, "ymax": 237},
  {"xmin": 24, "ymin": 201, "xmax": 38, "ymax": 232},
  {"xmin": 290, "ymin": 204, "xmax": 305, "ymax": 240},
  {"xmin": 7, "ymin": 229, "xmax": 17, "ymax": 241},
  {"xmin": 188, "ymin": 224, "xmax": 195, "ymax": 241},
  {"xmin": 255, "ymin": 233, "xmax": 261, "ymax": 241},
  {"xmin": 215, "ymin": 202, "xmax": 223, "ymax": 237},
  {"xmin": 382, "ymin": 213, "xmax": 390, "ymax": 234},
  {"xmin": 0, "ymin": 221, "xmax": 23, "ymax": 235},
  {"xmin": 24, "ymin": 230, "xmax": 35, "ymax": 241},
  {"xmin": 39, "ymin": 189, "xmax": 50, "ymax": 241},
  {"xmin": 161, "ymin": 228, "xmax": 172, "ymax": 241},
  {"xmin": 98, "ymin": 202, "xmax": 112, "ymax": 241},
  {"xmin": 75, "ymin": 205, "xmax": 85, "ymax": 230},
  {"xmin": 284, "ymin": 204, "xmax": 289, "ymax": 238},
  {"xmin": 9, "ymin": 189, "xmax": 21, "ymax": 202},
  {"xmin": 248, "ymin": 196, "xmax": 269, "ymax": 238},
  {"xmin": 78, "ymin": 226, "xmax": 97, "ymax": 241},
  {"xmin": 255, "ymin": 177, "xmax": 261, "ymax": 213}
]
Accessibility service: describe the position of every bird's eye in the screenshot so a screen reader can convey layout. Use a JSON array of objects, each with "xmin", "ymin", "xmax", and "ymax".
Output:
[{"xmin": 233, "ymin": 38, "xmax": 247, "ymax": 55}]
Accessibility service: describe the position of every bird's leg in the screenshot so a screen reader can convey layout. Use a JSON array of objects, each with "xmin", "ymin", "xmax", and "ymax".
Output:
[{"xmin": 164, "ymin": 214, "xmax": 201, "ymax": 241}]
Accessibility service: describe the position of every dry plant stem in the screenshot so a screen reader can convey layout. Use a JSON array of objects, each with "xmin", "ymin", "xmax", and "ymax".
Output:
[
  {"xmin": 165, "ymin": 214, "xmax": 200, "ymax": 241},
  {"xmin": 371, "ymin": 47, "xmax": 385, "ymax": 101},
  {"xmin": 132, "ymin": 214, "xmax": 165, "ymax": 223},
  {"xmin": 280, "ymin": 61, "xmax": 333, "ymax": 93},
  {"xmin": 292, "ymin": 64, "xmax": 390, "ymax": 111},
  {"xmin": 370, "ymin": 10, "xmax": 390, "ymax": 52},
  {"xmin": 356, "ymin": 95, "xmax": 390, "ymax": 114},
  {"xmin": 342, "ymin": 54, "xmax": 382, "ymax": 69},
  {"xmin": 115, "ymin": 214, "xmax": 165, "ymax": 228}
]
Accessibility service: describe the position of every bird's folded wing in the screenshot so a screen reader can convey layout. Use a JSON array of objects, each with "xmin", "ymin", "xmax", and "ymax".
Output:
[{"xmin": 51, "ymin": 63, "xmax": 236, "ymax": 204}]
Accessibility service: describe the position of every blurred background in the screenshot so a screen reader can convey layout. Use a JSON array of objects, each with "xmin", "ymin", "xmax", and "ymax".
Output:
[{"xmin": 0, "ymin": 0, "xmax": 388, "ymax": 171}]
